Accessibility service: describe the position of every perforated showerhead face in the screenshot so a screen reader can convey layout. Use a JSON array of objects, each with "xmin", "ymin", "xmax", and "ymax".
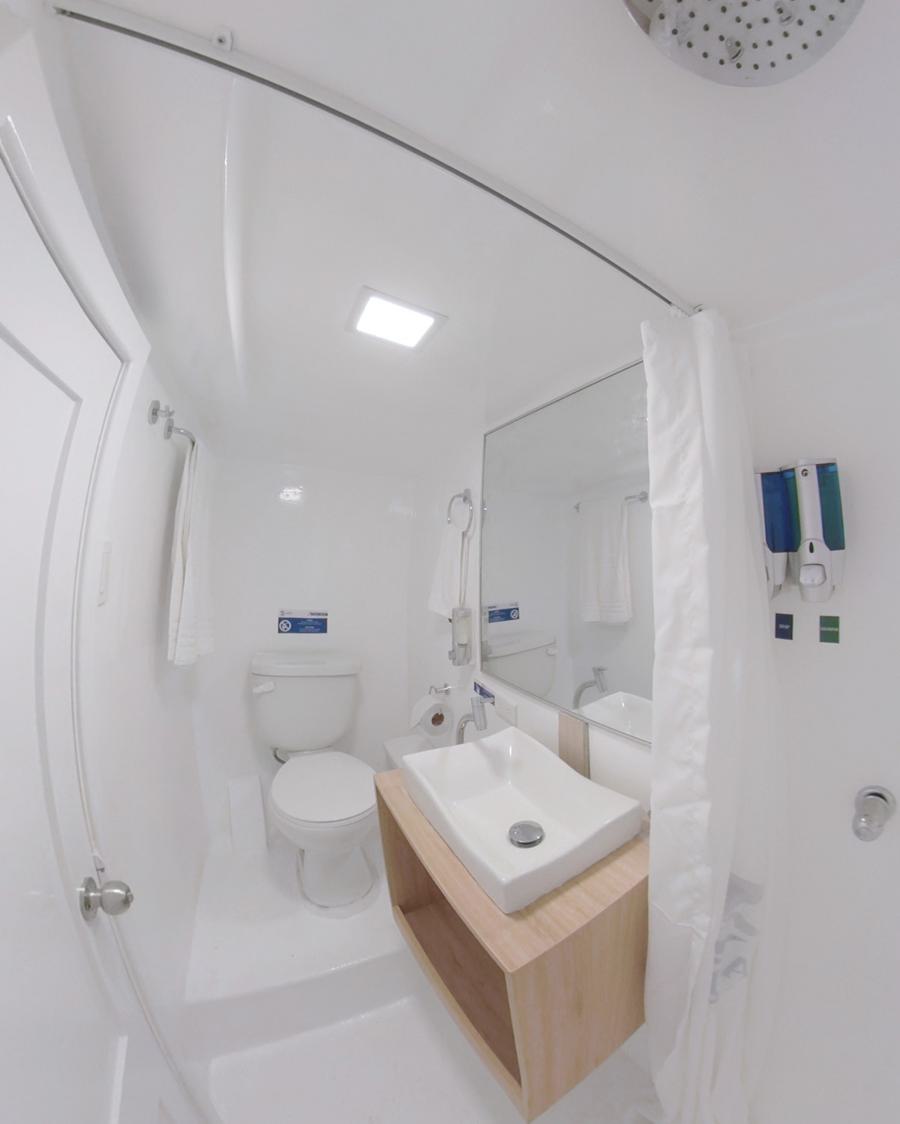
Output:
[{"xmin": 624, "ymin": 0, "xmax": 865, "ymax": 85}]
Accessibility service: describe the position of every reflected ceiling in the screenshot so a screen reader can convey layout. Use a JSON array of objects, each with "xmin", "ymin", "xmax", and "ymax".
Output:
[{"xmin": 485, "ymin": 365, "xmax": 649, "ymax": 498}]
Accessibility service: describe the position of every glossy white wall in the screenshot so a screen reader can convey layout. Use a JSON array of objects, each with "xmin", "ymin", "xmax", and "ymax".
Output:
[
  {"xmin": 193, "ymin": 457, "xmax": 415, "ymax": 839},
  {"xmin": 742, "ymin": 265, "xmax": 900, "ymax": 1124},
  {"xmin": 405, "ymin": 420, "xmax": 483, "ymax": 712},
  {"xmin": 77, "ymin": 365, "xmax": 209, "ymax": 1060}
]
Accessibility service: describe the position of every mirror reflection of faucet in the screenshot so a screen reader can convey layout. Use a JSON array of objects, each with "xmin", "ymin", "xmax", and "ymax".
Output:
[{"xmin": 573, "ymin": 666, "xmax": 609, "ymax": 709}]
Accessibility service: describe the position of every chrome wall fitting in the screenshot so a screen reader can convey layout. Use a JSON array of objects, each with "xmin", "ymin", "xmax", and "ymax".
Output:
[
  {"xmin": 852, "ymin": 786, "xmax": 896, "ymax": 842},
  {"xmin": 148, "ymin": 398, "xmax": 196, "ymax": 446}
]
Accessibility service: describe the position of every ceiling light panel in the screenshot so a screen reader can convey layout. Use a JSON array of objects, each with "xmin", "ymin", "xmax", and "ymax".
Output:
[{"xmin": 352, "ymin": 288, "xmax": 445, "ymax": 348}]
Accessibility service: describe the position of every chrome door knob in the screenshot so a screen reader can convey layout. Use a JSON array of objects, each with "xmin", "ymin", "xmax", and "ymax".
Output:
[{"xmin": 79, "ymin": 876, "xmax": 134, "ymax": 921}]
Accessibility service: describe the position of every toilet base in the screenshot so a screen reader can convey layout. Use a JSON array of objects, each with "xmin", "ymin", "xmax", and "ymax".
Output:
[{"xmin": 298, "ymin": 845, "xmax": 374, "ymax": 908}]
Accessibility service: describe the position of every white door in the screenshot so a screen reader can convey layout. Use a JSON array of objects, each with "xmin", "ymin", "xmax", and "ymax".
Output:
[{"xmin": 0, "ymin": 33, "xmax": 200, "ymax": 1124}]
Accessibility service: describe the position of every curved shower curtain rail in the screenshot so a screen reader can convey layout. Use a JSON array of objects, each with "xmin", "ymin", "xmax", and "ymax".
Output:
[{"xmin": 51, "ymin": 0, "xmax": 695, "ymax": 316}]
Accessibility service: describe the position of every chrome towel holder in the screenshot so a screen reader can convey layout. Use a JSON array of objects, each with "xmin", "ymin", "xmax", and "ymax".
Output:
[
  {"xmin": 148, "ymin": 399, "xmax": 196, "ymax": 447},
  {"xmin": 446, "ymin": 489, "xmax": 474, "ymax": 534}
]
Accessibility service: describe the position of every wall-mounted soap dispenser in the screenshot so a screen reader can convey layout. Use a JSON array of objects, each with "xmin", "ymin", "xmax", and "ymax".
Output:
[
  {"xmin": 757, "ymin": 470, "xmax": 794, "ymax": 598},
  {"xmin": 758, "ymin": 460, "xmax": 845, "ymax": 602},
  {"xmin": 790, "ymin": 460, "xmax": 845, "ymax": 601}
]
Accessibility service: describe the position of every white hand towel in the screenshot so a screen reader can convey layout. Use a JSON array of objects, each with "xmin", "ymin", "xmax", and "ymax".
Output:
[
  {"xmin": 428, "ymin": 521, "xmax": 463, "ymax": 619},
  {"xmin": 579, "ymin": 497, "xmax": 633, "ymax": 624},
  {"xmin": 168, "ymin": 440, "xmax": 214, "ymax": 665}
]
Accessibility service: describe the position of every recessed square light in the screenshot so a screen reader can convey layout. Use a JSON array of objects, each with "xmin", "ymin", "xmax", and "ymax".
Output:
[{"xmin": 351, "ymin": 288, "xmax": 445, "ymax": 349}]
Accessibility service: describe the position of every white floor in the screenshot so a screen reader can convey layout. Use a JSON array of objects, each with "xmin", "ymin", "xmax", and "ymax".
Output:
[
  {"xmin": 187, "ymin": 833, "xmax": 660, "ymax": 1124},
  {"xmin": 210, "ymin": 989, "xmax": 659, "ymax": 1124},
  {"xmin": 186, "ymin": 834, "xmax": 403, "ymax": 1002}
]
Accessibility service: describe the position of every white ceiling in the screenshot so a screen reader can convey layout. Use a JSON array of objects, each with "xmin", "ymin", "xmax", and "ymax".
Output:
[
  {"xmin": 44, "ymin": 0, "xmax": 900, "ymax": 468},
  {"xmin": 54, "ymin": 0, "xmax": 900, "ymax": 324},
  {"xmin": 53, "ymin": 15, "xmax": 665, "ymax": 472}
]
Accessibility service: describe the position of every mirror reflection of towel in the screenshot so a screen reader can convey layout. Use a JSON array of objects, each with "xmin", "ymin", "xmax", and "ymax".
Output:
[{"xmin": 579, "ymin": 497, "xmax": 632, "ymax": 624}]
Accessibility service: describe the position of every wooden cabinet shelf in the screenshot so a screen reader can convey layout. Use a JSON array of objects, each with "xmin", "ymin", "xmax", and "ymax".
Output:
[{"xmin": 375, "ymin": 769, "xmax": 649, "ymax": 1121}]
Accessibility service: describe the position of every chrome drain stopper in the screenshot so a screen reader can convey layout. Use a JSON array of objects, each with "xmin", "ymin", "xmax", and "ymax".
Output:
[{"xmin": 508, "ymin": 821, "xmax": 545, "ymax": 848}]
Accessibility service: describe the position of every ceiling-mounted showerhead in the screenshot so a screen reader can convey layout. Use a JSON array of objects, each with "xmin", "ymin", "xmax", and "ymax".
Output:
[{"xmin": 623, "ymin": 0, "xmax": 865, "ymax": 86}]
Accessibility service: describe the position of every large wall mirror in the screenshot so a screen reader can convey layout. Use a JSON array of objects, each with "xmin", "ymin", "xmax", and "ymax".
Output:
[{"xmin": 481, "ymin": 362, "xmax": 652, "ymax": 741}]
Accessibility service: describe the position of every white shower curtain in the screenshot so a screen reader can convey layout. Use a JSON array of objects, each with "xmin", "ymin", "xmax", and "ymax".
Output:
[{"xmin": 641, "ymin": 309, "xmax": 783, "ymax": 1124}]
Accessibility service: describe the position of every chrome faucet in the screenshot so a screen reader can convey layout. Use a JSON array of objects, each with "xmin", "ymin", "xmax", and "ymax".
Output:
[
  {"xmin": 456, "ymin": 694, "xmax": 488, "ymax": 743},
  {"xmin": 573, "ymin": 666, "xmax": 609, "ymax": 709}
]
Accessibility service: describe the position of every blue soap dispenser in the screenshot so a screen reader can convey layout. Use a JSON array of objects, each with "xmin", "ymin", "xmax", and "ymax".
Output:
[{"xmin": 789, "ymin": 459, "xmax": 845, "ymax": 602}]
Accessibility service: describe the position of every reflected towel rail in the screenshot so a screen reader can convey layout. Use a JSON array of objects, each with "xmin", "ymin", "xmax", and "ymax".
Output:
[{"xmin": 574, "ymin": 490, "xmax": 647, "ymax": 513}]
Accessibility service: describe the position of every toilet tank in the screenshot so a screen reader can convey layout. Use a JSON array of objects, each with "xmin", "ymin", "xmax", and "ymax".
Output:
[
  {"xmin": 483, "ymin": 631, "xmax": 556, "ymax": 698},
  {"xmin": 250, "ymin": 651, "xmax": 360, "ymax": 753}
]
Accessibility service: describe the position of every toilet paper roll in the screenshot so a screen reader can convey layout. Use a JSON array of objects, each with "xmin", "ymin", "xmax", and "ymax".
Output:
[
  {"xmin": 410, "ymin": 695, "xmax": 453, "ymax": 740},
  {"xmin": 588, "ymin": 725, "xmax": 652, "ymax": 812}
]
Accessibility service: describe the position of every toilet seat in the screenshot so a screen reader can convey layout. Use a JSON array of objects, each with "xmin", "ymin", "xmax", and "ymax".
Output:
[{"xmin": 270, "ymin": 751, "xmax": 375, "ymax": 827}]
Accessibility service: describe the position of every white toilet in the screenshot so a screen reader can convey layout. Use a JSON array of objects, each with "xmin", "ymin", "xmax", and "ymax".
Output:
[{"xmin": 250, "ymin": 650, "xmax": 376, "ymax": 908}]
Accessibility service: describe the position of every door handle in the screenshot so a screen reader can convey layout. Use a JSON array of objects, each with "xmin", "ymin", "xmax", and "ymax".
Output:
[{"xmin": 79, "ymin": 876, "xmax": 134, "ymax": 922}]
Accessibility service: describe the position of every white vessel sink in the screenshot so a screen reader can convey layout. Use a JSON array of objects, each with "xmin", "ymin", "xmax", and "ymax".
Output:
[
  {"xmin": 401, "ymin": 726, "xmax": 643, "ymax": 913},
  {"xmin": 580, "ymin": 691, "xmax": 652, "ymax": 743}
]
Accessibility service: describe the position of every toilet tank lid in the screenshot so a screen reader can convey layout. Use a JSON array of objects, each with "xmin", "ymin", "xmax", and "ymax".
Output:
[{"xmin": 250, "ymin": 650, "xmax": 360, "ymax": 677}]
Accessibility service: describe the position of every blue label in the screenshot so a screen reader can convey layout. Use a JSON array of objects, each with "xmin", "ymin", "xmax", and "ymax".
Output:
[
  {"xmin": 277, "ymin": 611, "xmax": 328, "ymax": 634},
  {"xmin": 487, "ymin": 602, "xmax": 520, "ymax": 624},
  {"xmin": 774, "ymin": 612, "xmax": 793, "ymax": 640},
  {"xmin": 474, "ymin": 681, "xmax": 495, "ymax": 702}
]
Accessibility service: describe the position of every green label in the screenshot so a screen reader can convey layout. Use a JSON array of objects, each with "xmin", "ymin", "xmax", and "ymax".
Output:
[{"xmin": 819, "ymin": 615, "xmax": 840, "ymax": 644}]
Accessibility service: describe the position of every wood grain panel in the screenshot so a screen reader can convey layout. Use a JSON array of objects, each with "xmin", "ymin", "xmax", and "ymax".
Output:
[
  {"xmin": 558, "ymin": 711, "xmax": 590, "ymax": 777},
  {"xmin": 507, "ymin": 881, "xmax": 648, "ymax": 1118}
]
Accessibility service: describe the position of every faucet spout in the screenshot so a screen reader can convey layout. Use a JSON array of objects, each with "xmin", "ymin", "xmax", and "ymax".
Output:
[{"xmin": 456, "ymin": 693, "xmax": 489, "ymax": 743}]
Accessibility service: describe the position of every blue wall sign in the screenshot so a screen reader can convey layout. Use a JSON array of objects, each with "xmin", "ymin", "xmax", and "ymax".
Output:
[
  {"xmin": 277, "ymin": 610, "xmax": 328, "ymax": 634},
  {"xmin": 774, "ymin": 612, "xmax": 794, "ymax": 640},
  {"xmin": 487, "ymin": 602, "xmax": 520, "ymax": 624}
]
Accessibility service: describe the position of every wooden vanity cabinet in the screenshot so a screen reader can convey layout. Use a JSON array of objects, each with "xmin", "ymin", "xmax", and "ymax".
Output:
[{"xmin": 375, "ymin": 770, "xmax": 649, "ymax": 1121}]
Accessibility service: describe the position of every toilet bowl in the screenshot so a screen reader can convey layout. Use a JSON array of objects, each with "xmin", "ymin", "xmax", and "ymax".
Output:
[
  {"xmin": 269, "ymin": 751, "xmax": 376, "ymax": 907},
  {"xmin": 250, "ymin": 650, "xmax": 376, "ymax": 908}
]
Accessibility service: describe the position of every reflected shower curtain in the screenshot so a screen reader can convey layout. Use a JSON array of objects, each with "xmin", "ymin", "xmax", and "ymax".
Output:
[{"xmin": 641, "ymin": 310, "xmax": 783, "ymax": 1124}]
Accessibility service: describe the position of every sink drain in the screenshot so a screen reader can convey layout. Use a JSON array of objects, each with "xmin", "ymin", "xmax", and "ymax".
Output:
[{"xmin": 508, "ymin": 821, "xmax": 545, "ymax": 848}]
